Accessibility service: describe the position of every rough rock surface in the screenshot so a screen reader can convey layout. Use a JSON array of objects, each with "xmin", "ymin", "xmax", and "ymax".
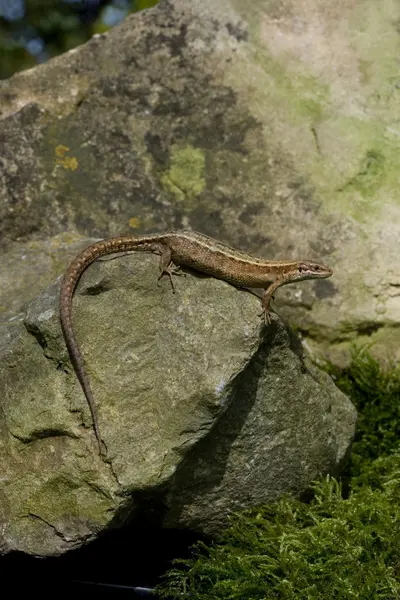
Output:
[
  {"xmin": 0, "ymin": 252, "xmax": 356, "ymax": 555},
  {"xmin": 2, "ymin": 0, "xmax": 399, "ymax": 364}
]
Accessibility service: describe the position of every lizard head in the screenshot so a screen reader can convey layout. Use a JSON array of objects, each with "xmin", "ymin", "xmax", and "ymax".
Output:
[{"xmin": 294, "ymin": 261, "xmax": 333, "ymax": 281}]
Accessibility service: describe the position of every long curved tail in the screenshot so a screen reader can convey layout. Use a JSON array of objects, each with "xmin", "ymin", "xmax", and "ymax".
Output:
[
  {"xmin": 59, "ymin": 234, "xmax": 167, "ymax": 454},
  {"xmin": 59, "ymin": 243, "xmax": 108, "ymax": 454}
]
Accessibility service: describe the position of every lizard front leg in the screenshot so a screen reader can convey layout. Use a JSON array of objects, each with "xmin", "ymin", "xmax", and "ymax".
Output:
[{"xmin": 260, "ymin": 278, "xmax": 284, "ymax": 324}]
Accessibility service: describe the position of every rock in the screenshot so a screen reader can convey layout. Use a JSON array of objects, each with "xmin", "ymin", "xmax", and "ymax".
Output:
[
  {"xmin": 0, "ymin": 251, "xmax": 356, "ymax": 555},
  {"xmin": 2, "ymin": 0, "xmax": 399, "ymax": 364}
]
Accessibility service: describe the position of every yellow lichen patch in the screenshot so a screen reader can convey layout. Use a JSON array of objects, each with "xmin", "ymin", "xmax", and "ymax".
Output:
[
  {"xmin": 55, "ymin": 144, "xmax": 70, "ymax": 157},
  {"xmin": 129, "ymin": 217, "xmax": 141, "ymax": 228},
  {"xmin": 55, "ymin": 144, "xmax": 78, "ymax": 170}
]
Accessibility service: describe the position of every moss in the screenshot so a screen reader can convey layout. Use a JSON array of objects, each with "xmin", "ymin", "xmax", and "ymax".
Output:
[
  {"xmin": 326, "ymin": 346, "xmax": 400, "ymax": 484},
  {"xmin": 252, "ymin": 46, "xmax": 329, "ymax": 127},
  {"xmin": 158, "ymin": 477, "xmax": 400, "ymax": 599},
  {"xmin": 160, "ymin": 144, "xmax": 206, "ymax": 203},
  {"xmin": 157, "ymin": 349, "xmax": 400, "ymax": 599},
  {"xmin": 233, "ymin": 32, "xmax": 400, "ymax": 222},
  {"xmin": 338, "ymin": 149, "xmax": 386, "ymax": 197}
]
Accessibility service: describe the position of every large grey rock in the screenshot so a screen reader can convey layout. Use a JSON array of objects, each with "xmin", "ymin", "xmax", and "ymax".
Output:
[
  {"xmin": 2, "ymin": 0, "xmax": 399, "ymax": 365},
  {"xmin": 0, "ymin": 252, "xmax": 356, "ymax": 555}
]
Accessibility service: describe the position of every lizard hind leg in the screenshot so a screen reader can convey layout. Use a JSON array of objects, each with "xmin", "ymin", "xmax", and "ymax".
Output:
[{"xmin": 157, "ymin": 247, "xmax": 185, "ymax": 293}]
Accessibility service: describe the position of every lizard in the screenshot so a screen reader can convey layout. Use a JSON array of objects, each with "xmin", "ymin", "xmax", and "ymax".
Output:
[{"xmin": 59, "ymin": 230, "xmax": 333, "ymax": 455}]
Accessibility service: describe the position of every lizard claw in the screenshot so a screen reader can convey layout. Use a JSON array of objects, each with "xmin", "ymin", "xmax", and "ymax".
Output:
[
  {"xmin": 157, "ymin": 264, "xmax": 185, "ymax": 292},
  {"xmin": 258, "ymin": 307, "xmax": 272, "ymax": 325}
]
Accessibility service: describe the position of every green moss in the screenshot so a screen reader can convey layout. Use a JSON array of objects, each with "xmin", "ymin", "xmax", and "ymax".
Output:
[
  {"xmin": 237, "ymin": 36, "xmax": 400, "ymax": 221},
  {"xmin": 338, "ymin": 150, "xmax": 386, "ymax": 197},
  {"xmin": 161, "ymin": 144, "xmax": 206, "ymax": 202},
  {"xmin": 252, "ymin": 46, "xmax": 329, "ymax": 127},
  {"xmin": 158, "ymin": 476, "xmax": 400, "ymax": 599},
  {"xmin": 157, "ymin": 349, "xmax": 400, "ymax": 599},
  {"xmin": 326, "ymin": 346, "xmax": 400, "ymax": 484}
]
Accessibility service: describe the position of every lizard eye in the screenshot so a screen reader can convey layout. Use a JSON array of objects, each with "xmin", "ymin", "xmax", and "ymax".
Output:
[{"xmin": 298, "ymin": 266, "xmax": 303, "ymax": 273}]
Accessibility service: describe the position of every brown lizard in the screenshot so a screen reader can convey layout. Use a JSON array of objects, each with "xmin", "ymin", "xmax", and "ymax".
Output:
[{"xmin": 60, "ymin": 230, "xmax": 333, "ymax": 454}]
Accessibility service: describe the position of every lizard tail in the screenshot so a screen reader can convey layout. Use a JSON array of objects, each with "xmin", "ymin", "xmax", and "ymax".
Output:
[
  {"xmin": 59, "ymin": 234, "xmax": 160, "ymax": 454},
  {"xmin": 59, "ymin": 243, "xmax": 113, "ymax": 455}
]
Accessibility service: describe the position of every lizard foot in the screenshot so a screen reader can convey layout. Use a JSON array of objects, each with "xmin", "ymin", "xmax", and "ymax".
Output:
[{"xmin": 157, "ymin": 264, "xmax": 186, "ymax": 292}]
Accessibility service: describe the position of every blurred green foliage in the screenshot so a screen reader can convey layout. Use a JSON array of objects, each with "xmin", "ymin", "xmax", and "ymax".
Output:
[{"xmin": 0, "ymin": 0, "xmax": 159, "ymax": 79}]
